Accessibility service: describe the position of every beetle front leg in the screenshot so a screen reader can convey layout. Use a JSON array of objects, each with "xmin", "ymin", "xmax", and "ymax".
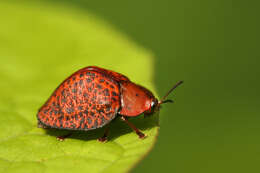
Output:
[{"xmin": 120, "ymin": 116, "xmax": 146, "ymax": 139}]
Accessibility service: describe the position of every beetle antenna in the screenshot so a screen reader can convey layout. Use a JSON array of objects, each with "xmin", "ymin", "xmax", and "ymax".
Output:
[
  {"xmin": 158, "ymin": 81, "xmax": 183, "ymax": 105},
  {"xmin": 161, "ymin": 99, "xmax": 174, "ymax": 104}
]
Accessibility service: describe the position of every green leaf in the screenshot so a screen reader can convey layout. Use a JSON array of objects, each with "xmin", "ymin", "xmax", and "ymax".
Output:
[{"xmin": 0, "ymin": 1, "xmax": 158, "ymax": 173}]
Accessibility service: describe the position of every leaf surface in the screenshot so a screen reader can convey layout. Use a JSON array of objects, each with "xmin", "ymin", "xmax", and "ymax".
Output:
[{"xmin": 0, "ymin": 2, "xmax": 158, "ymax": 173}]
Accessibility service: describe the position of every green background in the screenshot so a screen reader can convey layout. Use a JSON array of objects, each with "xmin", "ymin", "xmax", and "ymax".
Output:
[
  {"xmin": 2, "ymin": 0, "xmax": 260, "ymax": 172},
  {"xmin": 57, "ymin": 1, "xmax": 259, "ymax": 172}
]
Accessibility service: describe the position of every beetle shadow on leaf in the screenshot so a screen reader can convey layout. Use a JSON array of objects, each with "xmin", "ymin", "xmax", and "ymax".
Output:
[
  {"xmin": 44, "ymin": 126, "xmax": 106, "ymax": 141},
  {"xmin": 43, "ymin": 114, "xmax": 158, "ymax": 141}
]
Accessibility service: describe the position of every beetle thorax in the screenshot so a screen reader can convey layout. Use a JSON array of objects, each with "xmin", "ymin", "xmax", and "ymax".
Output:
[{"xmin": 119, "ymin": 82, "xmax": 156, "ymax": 117}]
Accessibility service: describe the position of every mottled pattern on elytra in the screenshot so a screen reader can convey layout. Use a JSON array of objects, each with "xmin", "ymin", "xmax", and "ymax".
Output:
[
  {"xmin": 85, "ymin": 66, "xmax": 130, "ymax": 82},
  {"xmin": 37, "ymin": 68, "xmax": 121, "ymax": 131}
]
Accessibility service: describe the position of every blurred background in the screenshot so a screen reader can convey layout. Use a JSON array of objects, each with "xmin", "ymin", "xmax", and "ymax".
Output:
[{"xmin": 2, "ymin": 0, "xmax": 260, "ymax": 172}]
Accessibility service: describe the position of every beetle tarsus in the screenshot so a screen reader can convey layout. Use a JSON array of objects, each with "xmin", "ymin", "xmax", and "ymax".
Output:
[
  {"xmin": 56, "ymin": 133, "xmax": 72, "ymax": 141},
  {"xmin": 137, "ymin": 131, "xmax": 147, "ymax": 139},
  {"xmin": 98, "ymin": 136, "xmax": 107, "ymax": 142},
  {"xmin": 98, "ymin": 127, "xmax": 109, "ymax": 143}
]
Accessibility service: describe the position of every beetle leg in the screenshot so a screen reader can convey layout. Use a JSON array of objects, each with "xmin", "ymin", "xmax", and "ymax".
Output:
[
  {"xmin": 57, "ymin": 133, "xmax": 72, "ymax": 141},
  {"xmin": 98, "ymin": 127, "xmax": 109, "ymax": 142},
  {"xmin": 120, "ymin": 116, "xmax": 146, "ymax": 139}
]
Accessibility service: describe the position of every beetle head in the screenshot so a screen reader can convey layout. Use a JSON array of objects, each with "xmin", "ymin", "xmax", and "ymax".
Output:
[{"xmin": 144, "ymin": 81, "xmax": 183, "ymax": 117}]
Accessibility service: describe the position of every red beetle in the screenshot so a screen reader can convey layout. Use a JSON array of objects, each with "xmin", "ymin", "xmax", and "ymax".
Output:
[{"xmin": 37, "ymin": 66, "xmax": 183, "ymax": 141}]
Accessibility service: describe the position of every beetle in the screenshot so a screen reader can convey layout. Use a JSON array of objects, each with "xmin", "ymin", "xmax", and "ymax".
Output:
[{"xmin": 37, "ymin": 66, "xmax": 183, "ymax": 141}]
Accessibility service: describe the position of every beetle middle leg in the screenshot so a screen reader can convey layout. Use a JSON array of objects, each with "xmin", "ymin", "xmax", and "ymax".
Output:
[
  {"xmin": 98, "ymin": 127, "xmax": 110, "ymax": 142},
  {"xmin": 120, "ymin": 116, "xmax": 146, "ymax": 139}
]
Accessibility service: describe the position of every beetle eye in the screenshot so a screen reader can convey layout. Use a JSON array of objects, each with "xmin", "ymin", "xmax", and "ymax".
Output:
[
  {"xmin": 152, "ymin": 99, "xmax": 158, "ymax": 109},
  {"xmin": 144, "ymin": 99, "xmax": 158, "ymax": 117},
  {"xmin": 151, "ymin": 101, "xmax": 155, "ymax": 108}
]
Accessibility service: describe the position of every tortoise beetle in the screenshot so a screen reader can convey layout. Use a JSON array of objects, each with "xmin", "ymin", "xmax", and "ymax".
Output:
[{"xmin": 37, "ymin": 66, "xmax": 183, "ymax": 141}]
